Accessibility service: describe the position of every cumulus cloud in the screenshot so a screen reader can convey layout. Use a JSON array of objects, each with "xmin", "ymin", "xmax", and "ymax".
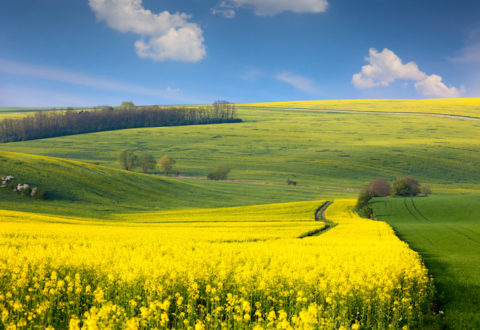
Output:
[
  {"xmin": 212, "ymin": 0, "xmax": 328, "ymax": 17},
  {"xmin": 352, "ymin": 48, "xmax": 460, "ymax": 98},
  {"xmin": 414, "ymin": 74, "xmax": 461, "ymax": 98},
  {"xmin": 276, "ymin": 71, "xmax": 322, "ymax": 95},
  {"xmin": 89, "ymin": 0, "xmax": 205, "ymax": 62}
]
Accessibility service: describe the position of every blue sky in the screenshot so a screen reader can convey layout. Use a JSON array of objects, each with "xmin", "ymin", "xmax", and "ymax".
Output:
[{"xmin": 1, "ymin": 0, "xmax": 479, "ymax": 106}]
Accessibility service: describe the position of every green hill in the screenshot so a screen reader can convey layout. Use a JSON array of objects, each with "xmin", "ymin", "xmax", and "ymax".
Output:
[
  {"xmin": 0, "ymin": 151, "xmax": 331, "ymax": 218},
  {"xmin": 373, "ymin": 195, "xmax": 480, "ymax": 329}
]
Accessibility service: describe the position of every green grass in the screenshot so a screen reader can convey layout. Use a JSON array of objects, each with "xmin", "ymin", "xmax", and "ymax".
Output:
[
  {"xmin": 1, "ymin": 107, "xmax": 479, "ymax": 193},
  {"xmin": 372, "ymin": 194, "xmax": 480, "ymax": 329},
  {"xmin": 0, "ymin": 151, "xmax": 340, "ymax": 219}
]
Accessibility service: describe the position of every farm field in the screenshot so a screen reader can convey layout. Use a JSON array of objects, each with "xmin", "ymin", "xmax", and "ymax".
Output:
[
  {"xmin": 373, "ymin": 195, "xmax": 480, "ymax": 329},
  {"xmin": 1, "ymin": 105, "xmax": 479, "ymax": 194},
  {"xmin": 0, "ymin": 151, "xmax": 341, "ymax": 219},
  {"xmin": 0, "ymin": 200, "xmax": 436, "ymax": 329},
  {"xmin": 0, "ymin": 100, "xmax": 478, "ymax": 329},
  {"xmin": 241, "ymin": 98, "xmax": 480, "ymax": 119}
]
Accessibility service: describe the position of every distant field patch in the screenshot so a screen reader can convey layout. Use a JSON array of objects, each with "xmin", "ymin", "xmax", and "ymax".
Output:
[{"xmin": 242, "ymin": 98, "xmax": 480, "ymax": 118}]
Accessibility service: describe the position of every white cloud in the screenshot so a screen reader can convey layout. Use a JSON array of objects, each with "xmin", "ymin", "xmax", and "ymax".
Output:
[
  {"xmin": 89, "ymin": 0, "xmax": 205, "ymax": 62},
  {"xmin": 0, "ymin": 58, "xmax": 181, "ymax": 98},
  {"xmin": 212, "ymin": 0, "xmax": 328, "ymax": 17},
  {"xmin": 352, "ymin": 48, "xmax": 460, "ymax": 98},
  {"xmin": 414, "ymin": 74, "xmax": 462, "ymax": 98},
  {"xmin": 276, "ymin": 71, "xmax": 322, "ymax": 95}
]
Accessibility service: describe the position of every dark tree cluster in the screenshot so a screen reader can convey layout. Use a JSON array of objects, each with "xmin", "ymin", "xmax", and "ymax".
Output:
[
  {"xmin": 0, "ymin": 104, "xmax": 241, "ymax": 143},
  {"xmin": 355, "ymin": 177, "xmax": 432, "ymax": 219}
]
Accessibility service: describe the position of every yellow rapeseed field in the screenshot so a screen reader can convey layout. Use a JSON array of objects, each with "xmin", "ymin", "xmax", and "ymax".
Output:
[
  {"xmin": 242, "ymin": 98, "xmax": 480, "ymax": 118},
  {"xmin": 0, "ymin": 200, "xmax": 434, "ymax": 329}
]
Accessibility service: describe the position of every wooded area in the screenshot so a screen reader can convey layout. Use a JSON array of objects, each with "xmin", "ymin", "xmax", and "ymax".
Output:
[{"xmin": 0, "ymin": 104, "xmax": 240, "ymax": 142}]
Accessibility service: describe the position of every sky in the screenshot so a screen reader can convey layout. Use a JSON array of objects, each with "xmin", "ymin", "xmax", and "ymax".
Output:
[{"xmin": 1, "ymin": 0, "xmax": 479, "ymax": 106}]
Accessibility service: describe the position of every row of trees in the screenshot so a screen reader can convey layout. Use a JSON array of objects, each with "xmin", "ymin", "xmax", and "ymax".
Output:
[
  {"xmin": 356, "ymin": 177, "xmax": 432, "ymax": 218},
  {"xmin": 0, "ymin": 102, "xmax": 241, "ymax": 142},
  {"xmin": 118, "ymin": 150, "xmax": 232, "ymax": 180},
  {"xmin": 119, "ymin": 151, "xmax": 176, "ymax": 174}
]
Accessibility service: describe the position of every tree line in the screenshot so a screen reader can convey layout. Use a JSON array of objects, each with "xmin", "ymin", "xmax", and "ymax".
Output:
[{"xmin": 0, "ymin": 102, "xmax": 240, "ymax": 142}]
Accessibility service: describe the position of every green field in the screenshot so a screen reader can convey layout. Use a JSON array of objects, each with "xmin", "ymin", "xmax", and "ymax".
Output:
[
  {"xmin": 1, "ymin": 107, "xmax": 479, "ymax": 194},
  {"xmin": 373, "ymin": 195, "xmax": 480, "ymax": 329},
  {"xmin": 0, "ymin": 151, "xmax": 347, "ymax": 219}
]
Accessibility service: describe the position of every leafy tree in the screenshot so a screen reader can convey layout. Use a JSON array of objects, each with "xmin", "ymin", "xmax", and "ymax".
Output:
[
  {"xmin": 365, "ymin": 178, "xmax": 391, "ymax": 197},
  {"xmin": 139, "ymin": 153, "xmax": 157, "ymax": 173},
  {"xmin": 158, "ymin": 155, "xmax": 176, "ymax": 175},
  {"xmin": 207, "ymin": 166, "xmax": 230, "ymax": 180},
  {"xmin": 421, "ymin": 185, "xmax": 432, "ymax": 196},
  {"xmin": 391, "ymin": 177, "xmax": 421, "ymax": 196},
  {"xmin": 119, "ymin": 101, "xmax": 135, "ymax": 110},
  {"xmin": 118, "ymin": 150, "xmax": 139, "ymax": 171}
]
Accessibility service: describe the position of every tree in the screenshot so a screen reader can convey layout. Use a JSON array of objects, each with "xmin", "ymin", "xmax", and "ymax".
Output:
[
  {"xmin": 158, "ymin": 155, "xmax": 176, "ymax": 175},
  {"xmin": 119, "ymin": 101, "xmax": 135, "ymax": 110},
  {"xmin": 118, "ymin": 150, "xmax": 139, "ymax": 171},
  {"xmin": 391, "ymin": 177, "xmax": 421, "ymax": 196},
  {"xmin": 420, "ymin": 185, "xmax": 432, "ymax": 196},
  {"xmin": 207, "ymin": 166, "xmax": 230, "ymax": 180},
  {"xmin": 139, "ymin": 153, "xmax": 157, "ymax": 173},
  {"xmin": 365, "ymin": 178, "xmax": 391, "ymax": 197}
]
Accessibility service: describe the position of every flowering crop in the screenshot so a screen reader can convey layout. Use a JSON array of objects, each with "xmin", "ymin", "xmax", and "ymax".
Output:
[{"xmin": 0, "ymin": 200, "xmax": 435, "ymax": 329}]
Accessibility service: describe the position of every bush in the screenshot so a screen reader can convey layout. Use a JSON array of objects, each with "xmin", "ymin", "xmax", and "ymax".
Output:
[
  {"xmin": 355, "ymin": 190, "xmax": 373, "ymax": 211},
  {"xmin": 359, "ymin": 204, "xmax": 374, "ymax": 219},
  {"xmin": 391, "ymin": 177, "xmax": 421, "ymax": 196},
  {"xmin": 287, "ymin": 179, "xmax": 297, "ymax": 186},
  {"xmin": 207, "ymin": 166, "xmax": 230, "ymax": 180},
  {"xmin": 365, "ymin": 178, "xmax": 391, "ymax": 197},
  {"xmin": 421, "ymin": 185, "xmax": 432, "ymax": 196}
]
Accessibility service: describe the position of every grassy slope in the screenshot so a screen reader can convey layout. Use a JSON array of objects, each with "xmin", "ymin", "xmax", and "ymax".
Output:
[
  {"xmin": 0, "ymin": 151, "xmax": 334, "ymax": 218},
  {"xmin": 241, "ymin": 98, "xmax": 480, "ymax": 118},
  {"xmin": 372, "ymin": 195, "xmax": 480, "ymax": 329},
  {"xmin": 1, "ymin": 107, "xmax": 479, "ymax": 193}
]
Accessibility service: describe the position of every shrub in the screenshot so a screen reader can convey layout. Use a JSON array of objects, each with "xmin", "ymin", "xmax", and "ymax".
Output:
[
  {"xmin": 391, "ymin": 177, "xmax": 421, "ymax": 196},
  {"xmin": 207, "ymin": 166, "xmax": 230, "ymax": 180},
  {"xmin": 355, "ymin": 189, "xmax": 373, "ymax": 211},
  {"xmin": 359, "ymin": 204, "xmax": 375, "ymax": 219},
  {"xmin": 287, "ymin": 179, "xmax": 297, "ymax": 186},
  {"xmin": 365, "ymin": 178, "xmax": 391, "ymax": 197},
  {"xmin": 420, "ymin": 185, "xmax": 432, "ymax": 196}
]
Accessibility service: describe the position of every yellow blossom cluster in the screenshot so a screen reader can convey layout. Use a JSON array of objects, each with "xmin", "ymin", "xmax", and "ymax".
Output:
[{"xmin": 0, "ymin": 200, "xmax": 434, "ymax": 329}]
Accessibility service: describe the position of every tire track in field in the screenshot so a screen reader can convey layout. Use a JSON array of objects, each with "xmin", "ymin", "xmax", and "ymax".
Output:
[
  {"xmin": 409, "ymin": 198, "xmax": 430, "ymax": 221},
  {"xmin": 403, "ymin": 198, "xmax": 421, "ymax": 221}
]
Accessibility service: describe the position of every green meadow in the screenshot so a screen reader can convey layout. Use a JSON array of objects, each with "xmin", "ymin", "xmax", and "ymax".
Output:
[
  {"xmin": 373, "ymin": 195, "xmax": 480, "ymax": 329},
  {"xmin": 1, "ymin": 107, "xmax": 479, "ymax": 194}
]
